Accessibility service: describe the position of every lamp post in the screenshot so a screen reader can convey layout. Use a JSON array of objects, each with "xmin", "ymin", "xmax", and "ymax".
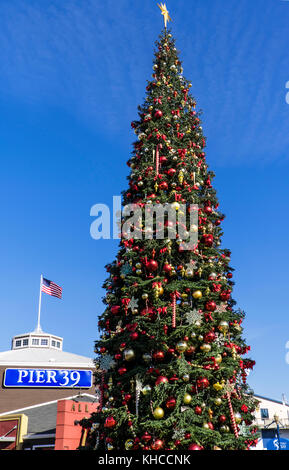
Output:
[{"xmin": 274, "ymin": 414, "xmax": 281, "ymax": 450}]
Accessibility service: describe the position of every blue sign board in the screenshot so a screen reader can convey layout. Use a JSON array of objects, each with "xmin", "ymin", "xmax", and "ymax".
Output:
[
  {"xmin": 264, "ymin": 438, "xmax": 289, "ymax": 451},
  {"xmin": 4, "ymin": 368, "xmax": 92, "ymax": 388}
]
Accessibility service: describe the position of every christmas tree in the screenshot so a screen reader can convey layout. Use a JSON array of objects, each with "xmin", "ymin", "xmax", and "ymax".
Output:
[{"xmin": 80, "ymin": 5, "xmax": 259, "ymax": 451}]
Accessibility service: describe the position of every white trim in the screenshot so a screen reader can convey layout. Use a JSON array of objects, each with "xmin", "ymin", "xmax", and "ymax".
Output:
[
  {"xmin": 0, "ymin": 393, "xmax": 97, "ymax": 417},
  {"xmin": 32, "ymin": 444, "xmax": 55, "ymax": 450},
  {"xmin": 24, "ymin": 434, "xmax": 55, "ymax": 440},
  {"xmin": 0, "ymin": 361, "xmax": 94, "ymax": 367}
]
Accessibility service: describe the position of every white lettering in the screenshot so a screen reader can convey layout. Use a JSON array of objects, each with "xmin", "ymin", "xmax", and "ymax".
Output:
[
  {"xmin": 90, "ymin": 204, "xmax": 111, "ymax": 240},
  {"xmin": 46, "ymin": 370, "xmax": 57, "ymax": 383},
  {"xmin": 35, "ymin": 370, "xmax": 46, "ymax": 383},
  {"xmin": 17, "ymin": 370, "xmax": 28, "ymax": 383},
  {"xmin": 28, "ymin": 370, "xmax": 34, "ymax": 383}
]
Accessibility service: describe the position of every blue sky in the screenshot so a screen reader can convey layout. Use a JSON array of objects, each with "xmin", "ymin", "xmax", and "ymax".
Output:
[{"xmin": 0, "ymin": 0, "xmax": 289, "ymax": 401}]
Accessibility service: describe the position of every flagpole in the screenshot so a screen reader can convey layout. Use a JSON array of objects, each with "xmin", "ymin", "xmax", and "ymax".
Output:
[{"xmin": 36, "ymin": 274, "xmax": 43, "ymax": 332}]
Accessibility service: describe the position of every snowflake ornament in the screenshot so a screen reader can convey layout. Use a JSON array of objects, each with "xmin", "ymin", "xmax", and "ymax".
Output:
[
  {"xmin": 128, "ymin": 296, "xmax": 139, "ymax": 311},
  {"xmin": 185, "ymin": 309, "xmax": 201, "ymax": 326},
  {"xmin": 120, "ymin": 263, "xmax": 133, "ymax": 276},
  {"xmin": 99, "ymin": 354, "xmax": 116, "ymax": 371}
]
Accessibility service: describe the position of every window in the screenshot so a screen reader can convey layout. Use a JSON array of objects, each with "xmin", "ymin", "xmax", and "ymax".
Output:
[
  {"xmin": 261, "ymin": 408, "xmax": 269, "ymax": 419},
  {"xmin": 41, "ymin": 339, "xmax": 48, "ymax": 346},
  {"xmin": 52, "ymin": 340, "xmax": 56, "ymax": 347},
  {"xmin": 56, "ymin": 342, "xmax": 60, "ymax": 348},
  {"xmin": 23, "ymin": 339, "xmax": 29, "ymax": 346},
  {"xmin": 15, "ymin": 340, "xmax": 21, "ymax": 347},
  {"xmin": 32, "ymin": 338, "xmax": 39, "ymax": 346}
]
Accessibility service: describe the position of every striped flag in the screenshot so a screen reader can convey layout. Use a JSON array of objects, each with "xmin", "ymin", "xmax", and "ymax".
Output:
[{"xmin": 41, "ymin": 278, "xmax": 62, "ymax": 299}]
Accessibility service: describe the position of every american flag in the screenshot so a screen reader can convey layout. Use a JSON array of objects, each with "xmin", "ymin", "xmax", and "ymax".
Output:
[{"xmin": 41, "ymin": 278, "xmax": 62, "ymax": 299}]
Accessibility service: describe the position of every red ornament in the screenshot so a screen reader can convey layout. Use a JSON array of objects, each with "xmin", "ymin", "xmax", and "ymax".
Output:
[
  {"xmin": 147, "ymin": 259, "xmax": 158, "ymax": 272},
  {"xmin": 155, "ymin": 375, "xmax": 169, "ymax": 385},
  {"xmin": 204, "ymin": 331, "xmax": 216, "ymax": 343},
  {"xmin": 167, "ymin": 168, "xmax": 176, "ymax": 177},
  {"xmin": 188, "ymin": 443, "xmax": 203, "ymax": 450},
  {"xmin": 204, "ymin": 205, "xmax": 213, "ymax": 214},
  {"xmin": 154, "ymin": 110, "xmax": 163, "ymax": 119},
  {"xmin": 142, "ymin": 432, "xmax": 152, "ymax": 443},
  {"xmin": 220, "ymin": 291, "xmax": 231, "ymax": 301},
  {"xmin": 166, "ymin": 397, "xmax": 176, "ymax": 409},
  {"xmin": 118, "ymin": 367, "xmax": 127, "ymax": 376},
  {"xmin": 202, "ymin": 234, "xmax": 214, "ymax": 247},
  {"xmin": 163, "ymin": 263, "xmax": 172, "ymax": 273},
  {"xmin": 153, "ymin": 351, "xmax": 165, "ymax": 362},
  {"xmin": 219, "ymin": 415, "xmax": 227, "ymax": 424},
  {"xmin": 197, "ymin": 377, "xmax": 209, "ymax": 389},
  {"xmin": 195, "ymin": 406, "xmax": 202, "ymax": 415},
  {"xmin": 130, "ymin": 332, "xmax": 138, "ymax": 340},
  {"xmin": 151, "ymin": 439, "xmax": 163, "ymax": 450},
  {"xmin": 185, "ymin": 346, "xmax": 196, "ymax": 355},
  {"xmin": 205, "ymin": 301, "xmax": 217, "ymax": 312},
  {"xmin": 104, "ymin": 416, "xmax": 116, "ymax": 428},
  {"xmin": 111, "ymin": 305, "xmax": 121, "ymax": 315},
  {"xmin": 159, "ymin": 181, "xmax": 168, "ymax": 190}
]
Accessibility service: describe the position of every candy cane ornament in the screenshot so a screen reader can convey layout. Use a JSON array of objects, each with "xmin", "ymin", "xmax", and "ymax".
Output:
[{"xmin": 226, "ymin": 391, "xmax": 239, "ymax": 439}]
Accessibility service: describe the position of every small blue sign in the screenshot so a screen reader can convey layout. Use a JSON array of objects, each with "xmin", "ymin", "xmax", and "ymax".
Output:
[
  {"xmin": 265, "ymin": 438, "xmax": 289, "ymax": 451},
  {"xmin": 4, "ymin": 368, "xmax": 92, "ymax": 388}
]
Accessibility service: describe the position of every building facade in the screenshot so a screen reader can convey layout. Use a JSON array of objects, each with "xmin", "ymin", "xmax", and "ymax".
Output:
[
  {"xmin": 0, "ymin": 328, "xmax": 98, "ymax": 450},
  {"xmin": 253, "ymin": 395, "xmax": 289, "ymax": 450}
]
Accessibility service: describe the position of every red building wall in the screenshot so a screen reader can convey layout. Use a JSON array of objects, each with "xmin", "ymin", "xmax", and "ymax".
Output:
[{"xmin": 55, "ymin": 400, "xmax": 98, "ymax": 450}]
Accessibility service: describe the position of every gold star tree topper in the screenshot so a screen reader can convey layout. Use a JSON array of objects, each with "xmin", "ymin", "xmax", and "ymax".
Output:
[{"xmin": 158, "ymin": 3, "xmax": 172, "ymax": 28}]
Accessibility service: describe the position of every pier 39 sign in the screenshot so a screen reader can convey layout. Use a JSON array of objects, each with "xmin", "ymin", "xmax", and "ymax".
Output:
[{"xmin": 4, "ymin": 368, "xmax": 92, "ymax": 388}]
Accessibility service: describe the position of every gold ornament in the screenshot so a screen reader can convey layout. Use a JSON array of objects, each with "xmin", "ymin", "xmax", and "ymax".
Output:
[
  {"xmin": 234, "ymin": 412, "xmax": 242, "ymax": 424},
  {"xmin": 192, "ymin": 290, "xmax": 202, "ymax": 299},
  {"xmin": 200, "ymin": 343, "xmax": 211, "ymax": 353},
  {"xmin": 214, "ymin": 398, "xmax": 222, "ymax": 406},
  {"xmin": 218, "ymin": 321, "xmax": 229, "ymax": 333},
  {"xmin": 142, "ymin": 293, "xmax": 149, "ymax": 300},
  {"xmin": 171, "ymin": 201, "xmax": 180, "ymax": 211},
  {"xmin": 178, "ymin": 170, "xmax": 184, "ymax": 184},
  {"xmin": 176, "ymin": 341, "xmax": 188, "ymax": 352},
  {"xmin": 158, "ymin": 286, "xmax": 164, "ymax": 295},
  {"xmin": 185, "ymin": 268, "xmax": 194, "ymax": 278},
  {"xmin": 215, "ymin": 354, "xmax": 223, "ymax": 364},
  {"xmin": 125, "ymin": 439, "xmax": 134, "ymax": 450},
  {"xmin": 142, "ymin": 353, "xmax": 151, "ymax": 363},
  {"xmin": 123, "ymin": 349, "xmax": 135, "ymax": 362},
  {"xmin": 153, "ymin": 407, "xmax": 165, "ymax": 419},
  {"xmin": 213, "ymin": 382, "xmax": 224, "ymax": 392},
  {"xmin": 183, "ymin": 393, "xmax": 192, "ymax": 404},
  {"xmin": 142, "ymin": 385, "xmax": 152, "ymax": 396}
]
